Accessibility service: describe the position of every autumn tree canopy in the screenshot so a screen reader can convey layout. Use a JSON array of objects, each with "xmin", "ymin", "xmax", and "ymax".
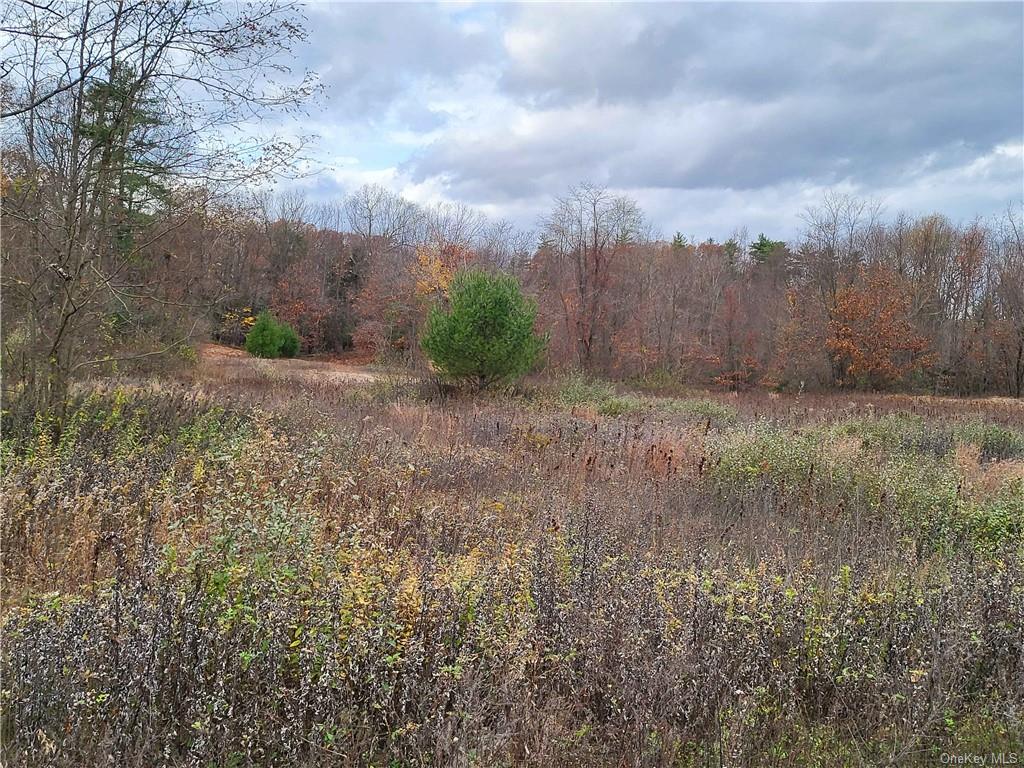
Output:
[{"xmin": 827, "ymin": 266, "xmax": 934, "ymax": 389}]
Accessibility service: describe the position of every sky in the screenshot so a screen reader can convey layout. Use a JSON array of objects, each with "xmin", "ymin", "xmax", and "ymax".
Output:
[{"xmin": 283, "ymin": 1, "xmax": 1024, "ymax": 241}]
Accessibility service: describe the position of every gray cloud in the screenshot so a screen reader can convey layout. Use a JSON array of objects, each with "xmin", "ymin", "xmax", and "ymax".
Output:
[
  {"xmin": 303, "ymin": 3, "xmax": 497, "ymax": 118},
  {"xmin": 295, "ymin": 2, "xmax": 1023, "ymax": 237},
  {"xmin": 497, "ymin": 3, "xmax": 1020, "ymax": 108}
]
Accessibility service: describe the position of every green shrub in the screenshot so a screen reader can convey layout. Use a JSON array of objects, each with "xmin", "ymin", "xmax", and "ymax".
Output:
[
  {"xmin": 555, "ymin": 373, "xmax": 617, "ymax": 407},
  {"xmin": 598, "ymin": 394, "xmax": 647, "ymax": 417},
  {"xmin": 176, "ymin": 343, "xmax": 198, "ymax": 365},
  {"xmin": 244, "ymin": 312, "xmax": 284, "ymax": 358},
  {"xmin": 837, "ymin": 414, "xmax": 954, "ymax": 457},
  {"xmin": 243, "ymin": 313, "xmax": 299, "ymax": 359},
  {"xmin": 278, "ymin": 322, "xmax": 300, "ymax": 358},
  {"xmin": 548, "ymin": 374, "xmax": 652, "ymax": 416},
  {"xmin": 421, "ymin": 269, "xmax": 547, "ymax": 388},
  {"xmin": 955, "ymin": 422, "xmax": 1024, "ymax": 461},
  {"xmin": 710, "ymin": 424, "xmax": 839, "ymax": 496},
  {"xmin": 881, "ymin": 452, "xmax": 960, "ymax": 543},
  {"xmin": 838, "ymin": 415, "xmax": 1024, "ymax": 462},
  {"xmin": 961, "ymin": 481, "xmax": 1024, "ymax": 552},
  {"xmin": 709, "ymin": 419, "xmax": 1020, "ymax": 554}
]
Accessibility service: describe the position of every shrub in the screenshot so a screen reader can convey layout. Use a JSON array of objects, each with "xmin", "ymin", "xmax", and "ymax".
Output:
[
  {"xmin": 278, "ymin": 322, "xmax": 300, "ymax": 358},
  {"xmin": 554, "ymin": 372, "xmax": 617, "ymax": 407},
  {"xmin": 243, "ymin": 313, "xmax": 300, "ymax": 359},
  {"xmin": 244, "ymin": 312, "xmax": 284, "ymax": 358},
  {"xmin": 662, "ymin": 397, "xmax": 738, "ymax": 425},
  {"xmin": 421, "ymin": 269, "xmax": 547, "ymax": 388},
  {"xmin": 551, "ymin": 375, "xmax": 651, "ymax": 416},
  {"xmin": 956, "ymin": 422, "xmax": 1024, "ymax": 461},
  {"xmin": 628, "ymin": 367, "xmax": 687, "ymax": 395},
  {"xmin": 961, "ymin": 480, "xmax": 1024, "ymax": 553},
  {"xmin": 597, "ymin": 394, "xmax": 646, "ymax": 416}
]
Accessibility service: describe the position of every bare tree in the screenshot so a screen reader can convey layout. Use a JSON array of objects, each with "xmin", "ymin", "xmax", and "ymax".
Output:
[
  {"xmin": 344, "ymin": 184, "xmax": 423, "ymax": 257},
  {"xmin": 540, "ymin": 183, "xmax": 647, "ymax": 368},
  {"xmin": 1, "ymin": 0, "xmax": 317, "ymax": 424},
  {"xmin": 993, "ymin": 206, "xmax": 1024, "ymax": 396},
  {"xmin": 478, "ymin": 219, "xmax": 536, "ymax": 274},
  {"xmin": 423, "ymin": 200, "xmax": 487, "ymax": 254},
  {"xmin": 797, "ymin": 190, "xmax": 882, "ymax": 304}
]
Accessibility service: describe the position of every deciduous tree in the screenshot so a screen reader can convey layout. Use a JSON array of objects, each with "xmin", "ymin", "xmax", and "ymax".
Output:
[{"xmin": 827, "ymin": 265, "xmax": 933, "ymax": 389}]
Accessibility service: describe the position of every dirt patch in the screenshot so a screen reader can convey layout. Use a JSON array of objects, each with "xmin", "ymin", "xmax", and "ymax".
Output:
[{"xmin": 198, "ymin": 343, "xmax": 380, "ymax": 385}]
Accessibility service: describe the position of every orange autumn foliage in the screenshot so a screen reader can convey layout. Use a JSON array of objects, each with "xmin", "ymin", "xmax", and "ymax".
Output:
[
  {"xmin": 415, "ymin": 243, "xmax": 476, "ymax": 299},
  {"xmin": 826, "ymin": 265, "xmax": 934, "ymax": 389}
]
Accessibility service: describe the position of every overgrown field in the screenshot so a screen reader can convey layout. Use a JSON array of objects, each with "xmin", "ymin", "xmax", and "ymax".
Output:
[{"xmin": 2, "ymin": 373, "xmax": 1023, "ymax": 766}]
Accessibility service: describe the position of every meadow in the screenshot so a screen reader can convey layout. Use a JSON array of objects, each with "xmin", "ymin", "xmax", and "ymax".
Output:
[{"xmin": 2, "ymin": 359, "xmax": 1022, "ymax": 766}]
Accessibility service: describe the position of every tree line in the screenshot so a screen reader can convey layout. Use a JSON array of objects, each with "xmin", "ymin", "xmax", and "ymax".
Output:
[
  {"xmin": 6, "ymin": 164, "xmax": 1024, "ymax": 400},
  {"xmin": 2, "ymin": 0, "xmax": 1022, "ymax": 418},
  {"xmin": 24, "ymin": 179, "xmax": 1018, "ymax": 393}
]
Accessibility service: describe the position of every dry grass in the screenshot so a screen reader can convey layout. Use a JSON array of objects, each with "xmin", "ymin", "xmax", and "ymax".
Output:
[
  {"xmin": 2, "ymin": 370, "xmax": 1022, "ymax": 766},
  {"xmin": 198, "ymin": 343, "xmax": 384, "ymax": 386}
]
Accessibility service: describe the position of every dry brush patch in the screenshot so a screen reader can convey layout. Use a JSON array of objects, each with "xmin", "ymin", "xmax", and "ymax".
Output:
[{"xmin": 1, "ymin": 380, "xmax": 1022, "ymax": 766}]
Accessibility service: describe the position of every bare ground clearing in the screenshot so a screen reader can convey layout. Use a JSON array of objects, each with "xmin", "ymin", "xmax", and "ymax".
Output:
[{"xmin": 198, "ymin": 343, "xmax": 382, "ymax": 386}]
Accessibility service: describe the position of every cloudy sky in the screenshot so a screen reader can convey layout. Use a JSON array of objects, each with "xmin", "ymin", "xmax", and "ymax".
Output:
[{"xmin": 287, "ymin": 1, "xmax": 1023, "ymax": 240}]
